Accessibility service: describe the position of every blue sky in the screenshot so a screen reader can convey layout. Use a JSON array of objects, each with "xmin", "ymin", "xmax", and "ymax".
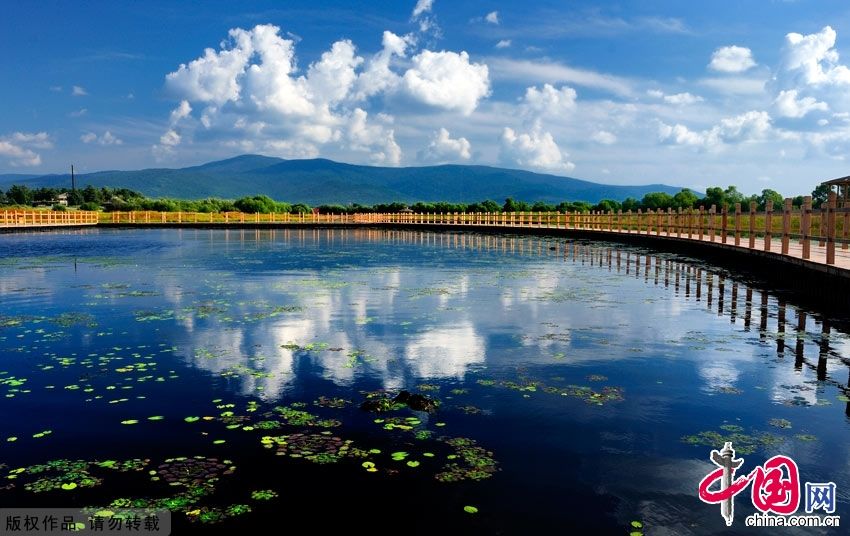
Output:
[{"xmin": 3, "ymin": 0, "xmax": 850, "ymax": 195}]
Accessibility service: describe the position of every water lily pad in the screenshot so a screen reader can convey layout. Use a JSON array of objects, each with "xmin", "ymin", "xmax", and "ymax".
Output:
[
  {"xmin": 184, "ymin": 416, "xmax": 200, "ymax": 423},
  {"xmin": 463, "ymin": 505, "xmax": 478, "ymax": 514},
  {"xmin": 61, "ymin": 482, "xmax": 77, "ymax": 490},
  {"xmin": 406, "ymin": 460, "xmax": 420, "ymax": 467},
  {"xmin": 147, "ymin": 416, "xmax": 165, "ymax": 421},
  {"xmin": 120, "ymin": 420, "xmax": 139, "ymax": 425}
]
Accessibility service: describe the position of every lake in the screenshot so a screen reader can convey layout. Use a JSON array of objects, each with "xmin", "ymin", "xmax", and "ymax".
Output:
[{"xmin": 0, "ymin": 227, "xmax": 848, "ymax": 534}]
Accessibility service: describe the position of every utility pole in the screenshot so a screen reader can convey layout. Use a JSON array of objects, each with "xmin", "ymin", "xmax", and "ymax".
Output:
[{"xmin": 71, "ymin": 165, "xmax": 76, "ymax": 191}]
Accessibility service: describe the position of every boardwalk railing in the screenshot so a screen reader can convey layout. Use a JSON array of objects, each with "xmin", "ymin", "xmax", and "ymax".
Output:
[
  {"xmin": 98, "ymin": 193, "xmax": 849, "ymax": 267},
  {"xmin": 5, "ymin": 193, "xmax": 849, "ymax": 268},
  {"xmin": 0, "ymin": 210, "xmax": 99, "ymax": 227}
]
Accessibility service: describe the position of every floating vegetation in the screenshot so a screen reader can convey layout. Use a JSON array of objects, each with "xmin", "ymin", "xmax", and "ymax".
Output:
[
  {"xmin": 586, "ymin": 375, "xmax": 608, "ymax": 382},
  {"xmin": 457, "ymin": 405, "xmax": 483, "ymax": 415},
  {"xmin": 681, "ymin": 426, "xmax": 784, "ymax": 455},
  {"xmin": 6, "ymin": 458, "xmax": 149, "ymax": 494},
  {"xmin": 360, "ymin": 390, "xmax": 440, "ymax": 413},
  {"xmin": 314, "ymin": 396, "xmax": 350, "ymax": 409},
  {"xmin": 250, "ymin": 489, "xmax": 278, "ymax": 501},
  {"xmin": 768, "ymin": 418, "xmax": 792, "ymax": 429},
  {"xmin": 435, "ymin": 437, "xmax": 499, "ymax": 483},
  {"xmin": 52, "ymin": 312, "xmax": 97, "ymax": 328},
  {"xmin": 464, "ymin": 505, "xmax": 479, "ymax": 514},
  {"xmin": 271, "ymin": 433, "xmax": 353, "ymax": 464},
  {"xmin": 475, "ymin": 376, "xmax": 624, "ymax": 405},
  {"xmin": 795, "ymin": 434, "xmax": 818, "ymax": 442}
]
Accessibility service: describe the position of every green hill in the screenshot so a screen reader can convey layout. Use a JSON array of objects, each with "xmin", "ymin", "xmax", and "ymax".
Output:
[{"xmin": 1, "ymin": 155, "xmax": 682, "ymax": 204}]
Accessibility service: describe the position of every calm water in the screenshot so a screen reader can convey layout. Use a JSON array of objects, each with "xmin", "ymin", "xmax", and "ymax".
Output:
[{"xmin": 1, "ymin": 227, "xmax": 849, "ymax": 534}]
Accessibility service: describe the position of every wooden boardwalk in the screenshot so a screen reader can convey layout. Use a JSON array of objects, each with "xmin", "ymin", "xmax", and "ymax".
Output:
[{"xmin": 3, "ymin": 191, "xmax": 850, "ymax": 278}]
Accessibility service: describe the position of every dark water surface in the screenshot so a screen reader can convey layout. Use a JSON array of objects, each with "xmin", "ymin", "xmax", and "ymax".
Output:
[{"xmin": 1, "ymin": 227, "xmax": 849, "ymax": 534}]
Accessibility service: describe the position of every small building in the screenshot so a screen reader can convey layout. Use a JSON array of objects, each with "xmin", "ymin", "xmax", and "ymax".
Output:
[
  {"xmin": 55, "ymin": 193, "xmax": 69, "ymax": 206},
  {"xmin": 822, "ymin": 176, "xmax": 850, "ymax": 206}
]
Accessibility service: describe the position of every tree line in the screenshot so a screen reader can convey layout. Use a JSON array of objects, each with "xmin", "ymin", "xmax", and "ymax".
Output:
[{"xmin": 0, "ymin": 183, "xmax": 835, "ymax": 214}]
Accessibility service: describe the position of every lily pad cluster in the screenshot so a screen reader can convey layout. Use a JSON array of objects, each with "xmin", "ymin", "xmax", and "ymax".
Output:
[
  {"xmin": 435, "ymin": 437, "xmax": 499, "ymax": 482},
  {"xmin": 476, "ymin": 376, "xmax": 624, "ymax": 405}
]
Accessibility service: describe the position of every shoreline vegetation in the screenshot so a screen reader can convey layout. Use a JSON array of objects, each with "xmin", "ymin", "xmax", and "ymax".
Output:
[{"xmin": 0, "ymin": 183, "xmax": 831, "ymax": 214}]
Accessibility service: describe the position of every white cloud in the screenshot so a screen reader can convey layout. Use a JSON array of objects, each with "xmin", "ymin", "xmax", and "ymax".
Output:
[
  {"xmin": 71, "ymin": 85, "xmax": 88, "ymax": 96},
  {"xmin": 347, "ymin": 108, "xmax": 401, "ymax": 165},
  {"xmin": 485, "ymin": 11, "xmax": 499, "ymax": 24},
  {"xmin": 419, "ymin": 127, "xmax": 471, "ymax": 162},
  {"xmin": 647, "ymin": 89, "xmax": 704, "ymax": 105},
  {"xmin": 782, "ymin": 26, "xmax": 850, "ymax": 86},
  {"xmin": 169, "ymin": 100, "xmax": 193, "ymax": 123},
  {"xmin": 658, "ymin": 110, "xmax": 772, "ymax": 149},
  {"xmin": 522, "ymin": 83, "xmax": 577, "ymax": 116},
  {"xmin": 155, "ymin": 23, "xmax": 493, "ymax": 164},
  {"xmin": 773, "ymin": 89, "xmax": 828, "ymax": 118},
  {"xmin": 698, "ymin": 76, "xmax": 766, "ymax": 95},
  {"xmin": 487, "ymin": 57, "xmax": 633, "ymax": 96},
  {"xmin": 412, "ymin": 0, "xmax": 433, "ymax": 17},
  {"xmin": 501, "ymin": 122, "xmax": 574, "ymax": 172},
  {"xmin": 353, "ymin": 31, "xmax": 409, "ymax": 100},
  {"xmin": 0, "ymin": 132, "xmax": 51, "ymax": 167},
  {"xmin": 411, "ymin": 0, "xmax": 439, "ymax": 35},
  {"xmin": 401, "ymin": 50, "xmax": 490, "ymax": 115},
  {"xmin": 69, "ymin": 108, "xmax": 88, "ymax": 118},
  {"xmin": 495, "ymin": 39, "xmax": 511, "ymax": 49},
  {"xmin": 11, "ymin": 132, "xmax": 52, "ymax": 148},
  {"xmin": 664, "ymin": 92, "xmax": 704, "ymax": 105},
  {"xmin": 591, "ymin": 130, "xmax": 617, "ymax": 144},
  {"xmin": 81, "ymin": 131, "xmax": 123, "ymax": 145},
  {"xmin": 709, "ymin": 46, "xmax": 756, "ymax": 73}
]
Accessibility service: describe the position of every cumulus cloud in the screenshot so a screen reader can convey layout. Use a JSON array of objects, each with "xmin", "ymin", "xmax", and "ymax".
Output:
[
  {"xmin": 591, "ymin": 130, "xmax": 617, "ymax": 145},
  {"xmin": 353, "ymin": 31, "xmax": 409, "ymax": 100},
  {"xmin": 410, "ymin": 0, "xmax": 439, "ymax": 35},
  {"xmin": 10, "ymin": 132, "xmax": 52, "ymax": 148},
  {"xmin": 418, "ymin": 128, "xmax": 471, "ymax": 162},
  {"xmin": 412, "ymin": 0, "xmax": 433, "ymax": 18},
  {"xmin": 658, "ymin": 110, "xmax": 772, "ymax": 149},
  {"xmin": 0, "ymin": 132, "xmax": 51, "ymax": 167},
  {"xmin": 154, "ymin": 23, "xmax": 493, "ymax": 163},
  {"xmin": 402, "ymin": 50, "xmax": 490, "ymax": 115},
  {"xmin": 666, "ymin": 92, "xmax": 703, "ymax": 105},
  {"xmin": 485, "ymin": 11, "xmax": 499, "ymax": 24},
  {"xmin": 495, "ymin": 39, "xmax": 511, "ymax": 49},
  {"xmin": 81, "ymin": 131, "xmax": 123, "ymax": 145},
  {"xmin": 774, "ymin": 89, "xmax": 828, "ymax": 118},
  {"xmin": 709, "ymin": 45, "xmax": 756, "ymax": 73},
  {"xmin": 521, "ymin": 83, "xmax": 577, "ymax": 117},
  {"xmin": 347, "ymin": 108, "xmax": 401, "ymax": 165},
  {"xmin": 501, "ymin": 122, "xmax": 574, "ymax": 172},
  {"xmin": 647, "ymin": 89, "xmax": 703, "ymax": 104},
  {"xmin": 71, "ymin": 85, "xmax": 88, "ymax": 96},
  {"xmin": 169, "ymin": 100, "xmax": 193, "ymax": 123},
  {"xmin": 781, "ymin": 26, "xmax": 850, "ymax": 86}
]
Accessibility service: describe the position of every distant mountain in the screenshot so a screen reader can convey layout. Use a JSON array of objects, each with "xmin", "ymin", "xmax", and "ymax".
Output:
[{"xmin": 0, "ymin": 155, "xmax": 683, "ymax": 205}]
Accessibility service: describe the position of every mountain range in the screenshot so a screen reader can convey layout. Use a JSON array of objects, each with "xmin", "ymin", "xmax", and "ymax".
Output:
[{"xmin": 0, "ymin": 155, "xmax": 682, "ymax": 205}]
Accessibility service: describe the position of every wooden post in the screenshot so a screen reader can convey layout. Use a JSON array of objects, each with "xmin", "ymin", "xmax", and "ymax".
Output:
[
  {"xmin": 819, "ymin": 201, "xmax": 826, "ymax": 247},
  {"xmin": 734, "ymin": 203, "xmax": 741, "ymax": 246},
  {"xmin": 827, "ymin": 191, "xmax": 837, "ymax": 264},
  {"xmin": 843, "ymin": 200, "xmax": 849, "ymax": 250},
  {"xmin": 802, "ymin": 196, "xmax": 812, "ymax": 259},
  {"xmin": 764, "ymin": 200, "xmax": 773, "ymax": 252},
  {"xmin": 698, "ymin": 207, "xmax": 704, "ymax": 240},
  {"xmin": 721, "ymin": 205, "xmax": 728, "ymax": 243},
  {"xmin": 748, "ymin": 202, "xmax": 756, "ymax": 249},
  {"xmin": 709, "ymin": 205, "xmax": 716, "ymax": 242},
  {"xmin": 781, "ymin": 198, "xmax": 791, "ymax": 255}
]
